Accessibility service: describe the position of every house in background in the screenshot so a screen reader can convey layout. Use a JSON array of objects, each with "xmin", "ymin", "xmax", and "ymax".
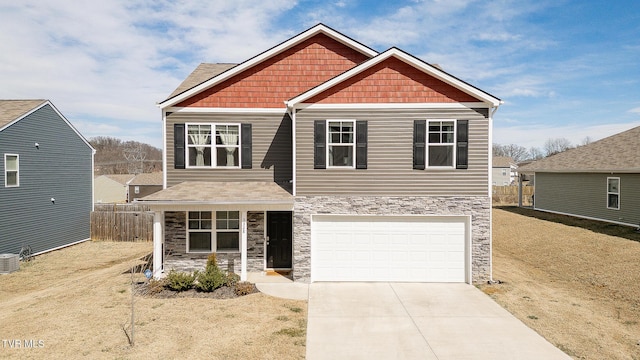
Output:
[
  {"xmin": 127, "ymin": 172, "xmax": 162, "ymax": 202},
  {"xmin": 139, "ymin": 24, "xmax": 501, "ymax": 284},
  {"xmin": 492, "ymin": 156, "xmax": 517, "ymax": 185},
  {"xmin": 0, "ymin": 100, "xmax": 95, "ymax": 255},
  {"xmin": 519, "ymin": 125, "xmax": 640, "ymax": 227},
  {"xmin": 94, "ymin": 174, "xmax": 135, "ymax": 203}
]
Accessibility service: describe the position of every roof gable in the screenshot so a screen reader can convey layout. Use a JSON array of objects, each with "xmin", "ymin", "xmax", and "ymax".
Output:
[
  {"xmin": 160, "ymin": 24, "xmax": 377, "ymax": 108},
  {"xmin": 520, "ymin": 125, "xmax": 640, "ymax": 173},
  {"xmin": 287, "ymin": 48, "xmax": 501, "ymax": 108},
  {"xmin": 0, "ymin": 100, "xmax": 47, "ymax": 129}
]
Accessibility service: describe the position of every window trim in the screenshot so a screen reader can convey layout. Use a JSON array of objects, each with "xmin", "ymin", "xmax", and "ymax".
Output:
[
  {"xmin": 326, "ymin": 119, "xmax": 356, "ymax": 169},
  {"xmin": 4, "ymin": 154, "xmax": 19, "ymax": 187},
  {"xmin": 606, "ymin": 177, "xmax": 620, "ymax": 210},
  {"xmin": 186, "ymin": 211, "xmax": 241, "ymax": 253},
  {"xmin": 426, "ymin": 119, "xmax": 456, "ymax": 169},
  {"xmin": 185, "ymin": 123, "xmax": 241, "ymax": 169}
]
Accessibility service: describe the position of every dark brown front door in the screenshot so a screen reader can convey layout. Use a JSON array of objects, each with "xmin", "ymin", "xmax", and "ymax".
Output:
[{"xmin": 266, "ymin": 211, "xmax": 292, "ymax": 269}]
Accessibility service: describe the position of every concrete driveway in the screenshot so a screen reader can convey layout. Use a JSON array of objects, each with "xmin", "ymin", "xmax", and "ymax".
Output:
[{"xmin": 306, "ymin": 283, "xmax": 571, "ymax": 360}]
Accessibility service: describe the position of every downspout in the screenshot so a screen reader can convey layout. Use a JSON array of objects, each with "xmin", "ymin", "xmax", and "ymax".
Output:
[{"xmin": 161, "ymin": 109, "xmax": 168, "ymax": 189}]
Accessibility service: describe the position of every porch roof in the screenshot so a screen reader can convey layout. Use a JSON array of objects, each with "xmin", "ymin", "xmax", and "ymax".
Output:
[{"xmin": 136, "ymin": 181, "xmax": 293, "ymax": 208}]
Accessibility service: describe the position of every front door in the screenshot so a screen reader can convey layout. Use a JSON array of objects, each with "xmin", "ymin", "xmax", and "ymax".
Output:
[{"xmin": 266, "ymin": 211, "xmax": 292, "ymax": 269}]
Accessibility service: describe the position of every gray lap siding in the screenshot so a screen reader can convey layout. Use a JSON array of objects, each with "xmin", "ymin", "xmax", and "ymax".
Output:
[
  {"xmin": 165, "ymin": 112, "xmax": 292, "ymax": 189},
  {"xmin": 535, "ymin": 172, "xmax": 640, "ymax": 227},
  {"xmin": 294, "ymin": 107, "xmax": 490, "ymax": 196}
]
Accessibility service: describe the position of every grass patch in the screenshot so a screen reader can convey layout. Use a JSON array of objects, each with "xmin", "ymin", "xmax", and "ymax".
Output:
[
  {"xmin": 527, "ymin": 315, "xmax": 539, "ymax": 320},
  {"xmin": 276, "ymin": 315, "xmax": 290, "ymax": 321},
  {"xmin": 274, "ymin": 327, "xmax": 305, "ymax": 338}
]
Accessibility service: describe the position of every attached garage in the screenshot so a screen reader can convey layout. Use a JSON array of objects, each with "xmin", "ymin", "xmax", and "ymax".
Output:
[{"xmin": 311, "ymin": 215, "xmax": 470, "ymax": 283}]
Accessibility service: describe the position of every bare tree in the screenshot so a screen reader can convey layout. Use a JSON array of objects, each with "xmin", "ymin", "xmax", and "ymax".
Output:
[
  {"xmin": 580, "ymin": 136, "xmax": 593, "ymax": 146},
  {"xmin": 493, "ymin": 143, "xmax": 529, "ymax": 163},
  {"xmin": 90, "ymin": 137, "xmax": 162, "ymax": 175},
  {"xmin": 544, "ymin": 138, "xmax": 573, "ymax": 156},
  {"xmin": 528, "ymin": 147, "xmax": 544, "ymax": 160}
]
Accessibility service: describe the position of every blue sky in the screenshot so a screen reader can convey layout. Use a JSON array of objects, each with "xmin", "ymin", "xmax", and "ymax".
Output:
[{"xmin": 1, "ymin": 0, "xmax": 639, "ymax": 151}]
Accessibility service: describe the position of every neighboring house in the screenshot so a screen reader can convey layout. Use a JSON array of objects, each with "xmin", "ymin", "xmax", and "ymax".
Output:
[
  {"xmin": 0, "ymin": 100, "xmax": 95, "ymax": 255},
  {"xmin": 139, "ymin": 24, "xmax": 502, "ymax": 284},
  {"xmin": 127, "ymin": 172, "xmax": 162, "ymax": 202},
  {"xmin": 94, "ymin": 174, "xmax": 135, "ymax": 203},
  {"xmin": 519, "ymin": 125, "xmax": 640, "ymax": 227},
  {"xmin": 492, "ymin": 156, "xmax": 517, "ymax": 185}
]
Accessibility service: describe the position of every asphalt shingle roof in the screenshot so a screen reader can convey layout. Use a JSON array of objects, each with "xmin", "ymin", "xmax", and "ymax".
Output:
[
  {"xmin": 519, "ymin": 125, "xmax": 640, "ymax": 173},
  {"xmin": 167, "ymin": 63, "xmax": 237, "ymax": 99},
  {"xmin": 139, "ymin": 181, "xmax": 293, "ymax": 204},
  {"xmin": 0, "ymin": 100, "xmax": 47, "ymax": 129}
]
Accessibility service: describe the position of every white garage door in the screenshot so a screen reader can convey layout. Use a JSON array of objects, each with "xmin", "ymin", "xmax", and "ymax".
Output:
[{"xmin": 311, "ymin": 215, "xmax": 468, "ymax": 283}]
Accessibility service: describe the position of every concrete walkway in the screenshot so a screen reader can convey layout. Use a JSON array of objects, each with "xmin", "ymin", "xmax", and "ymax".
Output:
[{"xmin": 306, "ymin": 283, "xmax": 572, "ymax": 360}]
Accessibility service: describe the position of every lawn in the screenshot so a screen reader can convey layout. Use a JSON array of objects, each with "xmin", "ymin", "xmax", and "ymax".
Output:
[
  {"xmin": 0, "ymin": 241, "xmax": 306, "ymax": 359},
  {"xmin": 480, "ymin": 207, "xmax": 640, "ymax": 360}
]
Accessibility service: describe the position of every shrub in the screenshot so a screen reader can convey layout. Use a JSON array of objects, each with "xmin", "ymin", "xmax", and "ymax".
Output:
[
  {"xmin": 165, "ymin": 270, "xmax": 196, "ymax": 292},
  {"xmin": 235, "ymin": 281, "xmax": 257, "ymax": 296},
  {"xmin": 206, "ymin": 253, "xmax": 218, "ymax": 268},
  {"xmin": 225, "ymin": 272, "xmax": 240, "ymax": 287},
  {"xmin": 195, "ymin": 266, "xmax": 227, "ymax": 292},
  {"xmin": 147, "ymin": 278, "xmax": 166, "ymax": 295}
]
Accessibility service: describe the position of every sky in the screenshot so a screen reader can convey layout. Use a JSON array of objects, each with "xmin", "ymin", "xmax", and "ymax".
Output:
[{"xmin": 1, "ymin": 0, "xmax": 639, "ymax": 151}]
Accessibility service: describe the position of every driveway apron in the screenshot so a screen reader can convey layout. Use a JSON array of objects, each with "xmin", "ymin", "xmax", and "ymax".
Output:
[{"xmin": 306, "ymin": 283, "xmax": 571, "ymax": 360}]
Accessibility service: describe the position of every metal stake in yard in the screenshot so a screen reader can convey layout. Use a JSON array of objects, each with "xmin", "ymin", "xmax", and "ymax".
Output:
[{"xmin": 130, "ymin": 267, "xmax": 135, "ymax": 346}]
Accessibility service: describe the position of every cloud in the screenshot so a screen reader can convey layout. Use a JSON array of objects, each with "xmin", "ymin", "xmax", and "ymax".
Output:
[{"xmin": 629, "ymin": 107, "xmax": 640, "ymax": 114}]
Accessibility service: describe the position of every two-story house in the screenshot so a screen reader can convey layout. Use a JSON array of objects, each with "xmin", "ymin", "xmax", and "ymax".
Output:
[{"xmin": 140, "ymin": 24, "xmax": 501, "ymax": 284}]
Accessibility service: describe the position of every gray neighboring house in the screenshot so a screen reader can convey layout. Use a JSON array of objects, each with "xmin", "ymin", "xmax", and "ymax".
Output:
[
  {"xmin": 94, "ymin": 174, "xmax": 135, "ymax": 203},
  {"xmin": 127, "ymin": 172, "xmax": 163, "ymax": 202},
  {"xmin": 519, "ymin": 125, "xmax": 640, "ymax": 227},
  {"xmin": 0, "ymin": 100, "xmax": 95, "ymax": 255},
  {"xmin": 492, "ymin": 156, "xmax": 517, "ymax": 185},
  {"xmin": 139, "ymin": 24, "xmax": 502, "ymax": 284}
]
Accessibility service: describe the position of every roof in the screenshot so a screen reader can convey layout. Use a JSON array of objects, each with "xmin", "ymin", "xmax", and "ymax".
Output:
[
  {"xmin": 519, "ymin": 125, "xmax": 640, "ymax": 173},
  {"xmin": 129, "ymin": 172, "xmax": 163, "ymax": 186},
  {"xmin": 100, "ymin": 174, "xmax": 136, "ymax": 185},
  {"xmin": 159, "ymin": 23, "xmax": 378, "ymax": 108},
  {"xmin": 0, "ymin": 100, "xmax": 47, "ymax": 128},
  {"xmin": 137, "ymin": 181, "xmax": 294, "ymax": 205},
  {"xmin": 493, "ymin": 157, "xmax": 516, "ymax": 168},
  {"xmin": 168, "ymin": 63, "xmax": 237, "ymax": 99}
]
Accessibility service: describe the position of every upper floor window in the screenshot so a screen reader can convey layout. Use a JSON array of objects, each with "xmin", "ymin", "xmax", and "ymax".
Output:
[
  {"xmin": 413, "ymin": 119, "xmax": 468, "ymax": 170},
  {"xmin": 4, "ymin": 154, "xmax": 19, "ymax": 187},
  {"xmin": 607, "ymin": 177, "xmax": 620, "ymax": 210},
  {"xmin": 314, "ymin": 120, "xmax": 367, "ymax": 169},
  {"xmin": 187, "ymin": 124, "xmax": 239, "ymax": 168},
  {"xmin": 174, "ymin": 123, "xmax": 251, "ymax": 170}
]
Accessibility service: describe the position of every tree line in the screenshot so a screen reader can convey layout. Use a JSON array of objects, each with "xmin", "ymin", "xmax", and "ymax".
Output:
[
  {"xmin": 90, "ymin": 136, "xmax": 162, "ymax": 175},
  {"xmin": 493, "ymin": 136, "xmax": 593, "ymax": 163}
]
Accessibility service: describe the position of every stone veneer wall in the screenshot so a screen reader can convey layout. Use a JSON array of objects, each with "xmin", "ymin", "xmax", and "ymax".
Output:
[
  {"xmin": 163, "ymin": 211, "xmax": 265, "ymax": 274},
  {"xmin": 292, "ymin": 196, "xmax": 491, "ymax": 283}
]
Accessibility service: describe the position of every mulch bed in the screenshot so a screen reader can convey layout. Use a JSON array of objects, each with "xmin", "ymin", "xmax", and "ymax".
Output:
[{"xmin": 134, "ymin": 282, "xmax": 259, "ymax": 299}]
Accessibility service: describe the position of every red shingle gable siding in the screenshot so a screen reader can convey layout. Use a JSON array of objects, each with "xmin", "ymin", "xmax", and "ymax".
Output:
[
  {"xmin": 176, "ymin": 34, "xmax": 370, "ymax": 108},
  {"xmin": 306, "ymin": 57, "xmax": 480, "ymax": 104}
]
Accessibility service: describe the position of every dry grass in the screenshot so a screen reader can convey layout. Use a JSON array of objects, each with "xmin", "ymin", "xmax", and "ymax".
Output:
[
  {"xmin": 480, "ymin": 207, "xmax": 640, "ymax": 360},
  {"xmin": 0, "ymin": 241, "xmax": 306, "ymax": 359}
]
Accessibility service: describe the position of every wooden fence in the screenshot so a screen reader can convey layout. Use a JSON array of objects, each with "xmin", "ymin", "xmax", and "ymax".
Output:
[
  {"xmin": 91, "ymin": 204, "xmax": 154, "ymax": 242},
  {"xmin": 492, "ymin": 185, "xmax": 534, "ymax": 206}
]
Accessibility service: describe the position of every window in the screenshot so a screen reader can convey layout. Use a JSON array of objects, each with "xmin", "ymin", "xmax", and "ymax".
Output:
[
  {"xmin": 607, "ymin": 177, "xmax": 620, "ymax": 210},
  {"xmin": 186, "ymin": 124, "xmax": 239, "ymax": 168},
  {"xmin": 188, "ymin": 211, "xmax": 212, "ymax": 252},
  {"xmin": 502, "ymin": 168, "xmax": 508, "ymax": 176},
  {"xmin": 327, "ymin": 120, "xmax": 355, "ymax": 167},
  {"xmin": 134, "ymin": 186, "xmax": 140, "ymax": 194},
  {"xmin": 4, "ymin": 154, "xmax": 18, "ymax": 187},
  {"xmin": 187, "ymin": 211, "xmax": 240, "ymax": 253},
  {"xmin": 216, "ymin": 211, "xmax": 240, "ymax": 252},
  {"xmin": 427, "ymin": 121, "xmax": 455, "ymax": 167}
]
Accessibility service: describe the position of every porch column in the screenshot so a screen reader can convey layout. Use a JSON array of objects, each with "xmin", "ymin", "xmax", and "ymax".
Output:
[
  {"xmin": 241, "ymin": 210, "xmax": 248, "ymax": 281},
  {"xmin": 518, "ymin": 175, "xmax": 523, "ymax": 207},
  {"xmin": 152, "ymin": 211, "xmax": 164, "ymax": 278}
]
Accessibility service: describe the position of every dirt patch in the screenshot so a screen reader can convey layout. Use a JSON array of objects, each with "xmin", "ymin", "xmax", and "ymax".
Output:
[
  {"xmin": 479, "ymin": 208, "xmax": 640, "ymax": 360},
  {"xmin": 0, "ymin": 241, "xmax": 306, "ymax": 359},
  {"xmin": 135, "ymin": 282, "xmax": 258, "ymax": 299}
]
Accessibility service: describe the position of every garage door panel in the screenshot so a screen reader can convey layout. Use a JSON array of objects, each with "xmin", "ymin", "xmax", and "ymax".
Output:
[{"xmin": 312, "ymin": 216, "xmax": 468, "ymax": 283}]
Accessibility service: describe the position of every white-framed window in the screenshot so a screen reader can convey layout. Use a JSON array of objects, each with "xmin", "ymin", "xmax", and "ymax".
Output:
[
  {"xmin": 134, "ymin": 186, "xmax": 140, "ymax": 194},
  {"xmin": 607, "ymin": 177, "xmax": 620, "ymax": 210},
  {"xmin": 327, "ymin": 120, "xmax": 355, "ymax": 168},
  {"xmin": 187, "ymin": 211, "xmax": 240, "ymax": 253},
  {"xmin": 427, "ymin": 120, "xmax": 455, "ymax": 168},
  {"xmin": 186, "ymin": 123, "xmax": 240, "ymax": 168},
  {"xmin": 4, "ymin": 154, "xmax": 19, "ymax": 187}
]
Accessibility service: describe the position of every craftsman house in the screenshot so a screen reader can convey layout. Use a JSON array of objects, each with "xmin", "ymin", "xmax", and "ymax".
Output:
[{"xmin": 140, "ymin": 24, "xmax": 501, "ymax": 283}]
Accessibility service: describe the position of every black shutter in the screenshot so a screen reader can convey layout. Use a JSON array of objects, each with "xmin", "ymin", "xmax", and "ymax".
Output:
[
  {"xmin": 413, "ymin": 120, "xmax": 426, "ymax": 170},
  {"xmin": 241, "ymin": 123, "xmax": 252, "ymax": 169},
  {"xmin": 174, "ymin": 123, "xmax": 185, "ymax": 169},
  {"xmin": 456, "ymin": 120, "xmax": 469, "ymax": 169},
  {"xmin": 355, "ymin": 120, "xmax": 368, "ymax": 169},
  {"xmin": 314, "ymin": 120, "xmax": 326, "ymax": 169}
]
